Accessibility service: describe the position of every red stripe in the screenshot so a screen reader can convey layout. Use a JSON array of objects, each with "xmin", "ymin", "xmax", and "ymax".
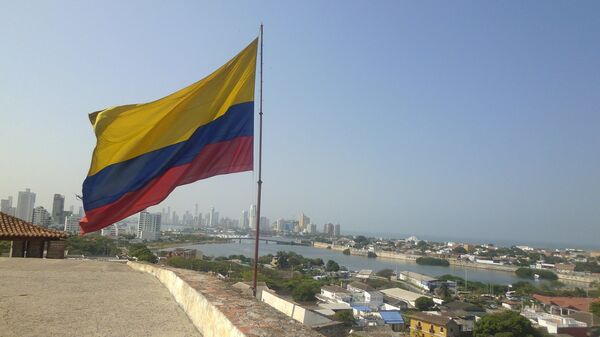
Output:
[{"xmin": 80, "ymin": 136, "xmax": 253, "ymax": 234}]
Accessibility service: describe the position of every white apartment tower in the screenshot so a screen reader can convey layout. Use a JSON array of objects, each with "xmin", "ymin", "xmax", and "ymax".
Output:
[
  {"xmin": 138, "ymin": 210, "xmax": 161, "ymax": 241},
  {"xmin": 16, "ymin": 188, "xmax": 36, "ymax": 222},
  {"xmin": 249, "ymin": 204, "xmax": 257, "ymax": 229}
]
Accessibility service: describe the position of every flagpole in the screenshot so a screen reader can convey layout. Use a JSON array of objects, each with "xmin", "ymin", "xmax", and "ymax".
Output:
[{"xmin": 252, "ymin": 23, "xmax": 264, "ymax": 298}]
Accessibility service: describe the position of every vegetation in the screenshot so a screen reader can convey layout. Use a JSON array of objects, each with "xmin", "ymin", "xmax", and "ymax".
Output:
[
  {"xmin": 0, "ymin": 241, "xmax": 11, "ymax": 255},
  {"xmin": 515, "ymin": 268, "xmax": 558, "ymax": 280},
  {"xmin": 474, "ymin": 311, "xmax": 547, "ymax": 337},
  {"xmin": 325, "ymin": 259, "xmax": 340, "ymax": 272},
  {"xmin": 376, "ymin": 268, "xmax": 394, "ymax": 278},
  {"xmin": 574, "ymin": 261, "xmax": 600, "ymax": 273},
  {"xmin": 367, "ymin": 251, "xmax": 377, "ymax": 258},
  {"xmin": 416, "ymin": 257, "xmax": 450, "ymax": 266},
  {"xmin": 435, "ymin": 282, "xmax": 452, "ymax": 300},
  {"xmin": 291, "ymin": 279, "xmax": 322, "ymax": 302},
  {"xmin": 452, "ymin": 246, "xmax": 468, "ymax": 254},
  {"xmin": 333, "ymin": 310, "xmax": 355, "ymax": 326},
  {"xmin": 274, "ymin": 251, "xmax": 324, "ymax": 270},
  {"xmin": 591, "ymin": 302, "xmax": 600, "ymax": 317},
  {"xmin": 66, "ymin": 235, "xmax": 120, "ymax": 256},
  {"xmin": 438, "ymin": 274, "xmax": 506, "ymax": 295},
  {"xmin": 342, "ymin": 248, "xmax": 351, "ymax": 255},
  {"xmin": 167, "ymin": 255, "xmax": 248, "ymax": 279},
  {"xmin": 415, "ymin": 296, "xmax": 435, "ymax": 311},
  {"xmin": 128, "ymin": 243, "xmax": 158, "ymax": 263}
]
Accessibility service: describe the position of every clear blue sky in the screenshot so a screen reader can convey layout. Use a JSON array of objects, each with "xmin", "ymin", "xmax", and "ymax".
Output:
[{"xmin": 1, "ymin": 1, "xmax": 598, "ymax": 247}]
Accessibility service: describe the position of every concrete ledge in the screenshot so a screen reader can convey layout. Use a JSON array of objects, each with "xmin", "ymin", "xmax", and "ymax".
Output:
[{"xmin": 128, "ymin": 261, "xmax": 324, "ymax": 337}]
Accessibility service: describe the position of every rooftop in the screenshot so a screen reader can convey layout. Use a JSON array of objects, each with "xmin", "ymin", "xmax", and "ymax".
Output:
[
  {"xmin": 400, "ymin": 271, "xmax": 437, "ymax": 282},
  {"xmin": 321, "ymin": 285, "xmax": 350, "ymax": 294},
  {"xmin": 409, "ymin": 312, "xmax": 454, "ymax": 326},
  {"xmin": 533, "ymin": 294, "xmax": 600, "ymax": 312},
  {"xmin": 380, "ymin": 287, "xmax": 427, "ymax": 303},
  {"xmin": 0, "ymin": 258, "xmax": 201, "ymax": 337},
  {"xmin": 0, "ymin": 212, "xmax": 68, "ymax": 239}
]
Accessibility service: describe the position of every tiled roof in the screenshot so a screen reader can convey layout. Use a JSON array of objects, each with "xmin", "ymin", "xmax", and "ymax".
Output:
[
  {"xmin": 533, "ymin": 294, "xmax": 600, "ymax": 312},
  {"xmin": 0, "ymin": 212, "xmax": 69, "ymax": 239},
  {"xmin": 409, "ymin": 312, "xmax": 453, "ymax": 326}
]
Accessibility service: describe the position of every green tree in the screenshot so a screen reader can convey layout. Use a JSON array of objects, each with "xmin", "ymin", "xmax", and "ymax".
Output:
[
  {"xmin": 325, "ymin": 260, "xmax": 340, "ymax": 272},
  {"xmin": 291, "ymin": 280, "xmax": 321, "ymax": 302},
  {"xmin": 474, "ymin": 311, "xmax": 544, "ymax": 337},
  {"xmin": 342, "ymin": 248, "xmax": 351, "ymax": 255},
  {"xmin": 333, "ymin": 310, "xmax": 355, "ymax": 326},
  {"xmin": 452, "ymin": 246, "xmax": 468, "ymax": 254},
  {"xmin": 128, "ymin": 244, "xmax": 157, "ymax": 263},
  {"xmin": 591, "ymin": 302, "xmax": 600, "ymax": 317},
  {"xmin": 376, "ymin": 268, "xmax": 394, "ymax": 278},
  {"xmin": 436, "ymin": 282, "xmax": 452, "ymax": 300},
  {"xmin": 415, "ymin": 296, "xmax": 435, "ymax": 311}
]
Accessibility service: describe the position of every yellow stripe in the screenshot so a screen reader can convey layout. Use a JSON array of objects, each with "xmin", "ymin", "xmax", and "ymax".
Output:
[{"xmin": 88, "ymin": 38, "xmax": 258, "ymax": 176}]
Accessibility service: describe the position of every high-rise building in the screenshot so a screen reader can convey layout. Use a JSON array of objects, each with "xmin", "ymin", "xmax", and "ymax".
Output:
[
  {"xmin": 16, "ymin": 188, "xmax": 36, "ymax": 222},
  {"xmin": 309, "ymin": 224, "xmax": 317, "ymax": 234},
  {"xmin": 249, "ymin": 204, "xmax": 256, "ymax": 229},
  {"xmin": 299, "ymin": 213, "xmax": 310, "ymax": 231},
  {"xmin": 240, "ymin": 210, "xmax": 249, "ymax": 229},
  {"xmin": 78, "ymin": 206, "xmax": 84, "ymax": 217},
  {"xmin": 260, "ymin": 216, "xmax": 269, "ymax": 230},
  {"xmin": 32, "ymin": 206, "xmax": 52, "ymax": 228},
  {"xmin": 138, "ymin": 210, "xmax": 161, "ymax": 241},
  {"xmin": 1, "ymin": 196, "xmax": 16, "ymax": 216},
  {"xmin": 64, "ymin": 214, "xmax": 82, "ymax": 234},
  {"xmin": 276, "ymin": 218, "xmax": 285, "ymax": 232},
  {"xmin": 208, "ymin": 207, "xmax": 216, "ymax": 227},
  {"xmin": 323, "ymin": 223, "xmax": 334, "ymax": 236},
  {"xmin": 334, "ymin": 224, "xmax": 341, "ymax": 237},
  {"xmin": 51, "ymin": 194, "xmax": 65, "ymax": 225}
]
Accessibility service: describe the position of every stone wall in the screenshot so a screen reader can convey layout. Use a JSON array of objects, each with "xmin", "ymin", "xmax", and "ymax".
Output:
[{"xmin": 128, "ymin": 261, "xmax": 325, "ymax": 337}]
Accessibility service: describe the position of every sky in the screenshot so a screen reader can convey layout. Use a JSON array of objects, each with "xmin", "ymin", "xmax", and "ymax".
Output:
[{"xmin": 1, "ymin": 1, "xmax": 599, "ymax": 248}]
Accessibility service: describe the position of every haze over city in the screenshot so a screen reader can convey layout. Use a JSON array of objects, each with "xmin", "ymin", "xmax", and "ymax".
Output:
[{"xmin": 1, "ymin": 1, "xmax": 599, "ymax": 247}]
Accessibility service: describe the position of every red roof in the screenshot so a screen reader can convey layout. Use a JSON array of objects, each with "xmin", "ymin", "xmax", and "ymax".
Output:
[
  {"xmin": 533, "ymin": 294, "xmax": 600, "ymax": 312},
  {"xmin": 0, "ymin": 212, "xmax": 69, "ymax": 239}
]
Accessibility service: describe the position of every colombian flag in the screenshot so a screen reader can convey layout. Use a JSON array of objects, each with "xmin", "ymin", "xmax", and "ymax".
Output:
[{"xmin": 80, "ymin": 39, "xmax": 258, "ymax": 234}]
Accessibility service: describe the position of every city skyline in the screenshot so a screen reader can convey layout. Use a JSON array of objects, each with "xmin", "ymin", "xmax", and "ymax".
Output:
[{"xmin": 1, "ymin": 2, "xmax": 599, "ymax": 247}]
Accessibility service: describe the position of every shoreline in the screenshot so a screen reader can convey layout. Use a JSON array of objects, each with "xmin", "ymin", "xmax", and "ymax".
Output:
[{"xmin": 312, "ymin": 242, "xmax": 599, "ymax": 285}]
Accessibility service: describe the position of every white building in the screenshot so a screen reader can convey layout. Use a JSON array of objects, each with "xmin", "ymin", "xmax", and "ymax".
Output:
[
  {"xmin": 347, "ymin": 282, "xmax": 384, "ymax": 309},
  {"xmin": 398, "ymin": 271, "xmax": 440, "ymax": 292},
  {"xmin": 16, "ymin": 188, "xmax": 36, "ymax": 222},
  {"xmin": 299, "ymin": 213, "xmax": 310, "ymax": 231},
  {"xmin": 138, "ymin": 211, "xmax": 161, "ymax": 241},
  {"xmin": 1, "ymin": 196, "xmax": 16, "ymax": 216},
  {"xmin": 318, "ymin": 285, "xmax": 353, "ymax": 304},
  {"xmin": 309, "ymin": 224, "xmax": 317, "ymax": 234},
  {"xmin": 381, "ymin": 288, "xmax": 440, "ymax": 308},
  {"xmin": 64, "ymin": 214, "xmax": 82, "ymax": 234},
  {"xmin": 240, "ymin": 210, "xmax": 249, "ymax": 229},
  {"xmin": 32, "ymin": 206, "xmax": 52, "ymax": 228},
  {"xmin": 249, "ymin": 204, "xmax": 256, "ymax": 229}
]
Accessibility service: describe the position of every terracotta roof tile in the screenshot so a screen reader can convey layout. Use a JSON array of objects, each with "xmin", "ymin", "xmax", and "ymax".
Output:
[
  {"xmin": 0, "ymin": 212, "xmax": 69, "ymax": 239},
  {"xmin": 533, "ymin": 294, "xmax": 600, "ymax": 312}
]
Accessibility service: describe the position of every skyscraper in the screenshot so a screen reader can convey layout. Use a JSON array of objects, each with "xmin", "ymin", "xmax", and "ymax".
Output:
[
  {"xmin": 209, "ymin": 207, "xmax": 215, "ymax": 227},
  {"xmin": 64, "ymin": 213, "xmax": 82, "ymax": 234},
  {"xmin": 240, "ymin": 210, "xmax": 249, "ymax": 229},
  {"xmin": 249, "ymin": 204, "xmax": 256, "ymax": 230},
  {"xmin": 299, "ymin": 213, "xmax": 310, "ymax": 231},
  {"xmin": 323, "ymin": 223, "xmax": 334, "ymax": 236},
  {"xmin": 51, "ymin": 194, "xmax": 65, "ymax": 225},
  {"xmin": 16, "ymin": 188, "xmax": 36, "ymax": 222},
  {"xmin": 1, "ymin": 196, "xmax": 15, "ymax": 216},
  {"xmin": 138, "ymin": 210, "xmax": 161, "ymax": 241},
  {"xmin": 32, "ymin": 206, "xmax": 52, "ymax": 228},
  {"xmin": 334, "ymin": 224, "xmax": 341, "ymax": 237}
]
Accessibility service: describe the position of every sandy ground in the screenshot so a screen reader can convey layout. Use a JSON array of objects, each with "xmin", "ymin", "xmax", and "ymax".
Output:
[{"xmin": 0, "ymin": 258, "xmax": 202, "ymax": 337}]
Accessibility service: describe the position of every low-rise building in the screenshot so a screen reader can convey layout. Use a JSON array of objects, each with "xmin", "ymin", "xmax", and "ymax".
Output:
[
  {"xmin": 381, "ymin": 287, "xmax": 437, "ymax": 308},
  {"xmin": 398, "ymin": 271, "xmax": 441, "ymax": 292},
  {"xmin": 408, "ymin": 312, "xmax": 460, "ymax": 337},
  {"xmin": 319, "ymin": 285, "xmax": 352, "ymax": 303}
]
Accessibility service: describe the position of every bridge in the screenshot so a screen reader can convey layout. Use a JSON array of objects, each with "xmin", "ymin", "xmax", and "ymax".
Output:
[{"xmin": 223, "ymin": 236, "xmax": 307, "ymax": 245}]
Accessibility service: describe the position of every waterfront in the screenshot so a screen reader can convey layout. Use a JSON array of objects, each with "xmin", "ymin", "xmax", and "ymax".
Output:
[{"xmin": 174, "ymin": 239, "xmax": 543, "ymax": 286}]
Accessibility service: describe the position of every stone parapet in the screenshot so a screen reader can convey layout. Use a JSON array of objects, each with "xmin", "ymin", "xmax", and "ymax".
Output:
[{"xmin": 128, "ymin": 261, "xmax": 324, "ymax": 337}]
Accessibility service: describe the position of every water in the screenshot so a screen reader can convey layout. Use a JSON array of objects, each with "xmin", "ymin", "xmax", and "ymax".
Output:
[{"xmin": 171, "ymin": 239, "xmax": 540, "ymax": 286}]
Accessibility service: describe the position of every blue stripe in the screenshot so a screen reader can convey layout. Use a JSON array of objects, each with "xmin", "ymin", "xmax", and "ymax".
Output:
[{"xmin": 83, "ymin": 101, "xmax": 253, "ymax": 210}]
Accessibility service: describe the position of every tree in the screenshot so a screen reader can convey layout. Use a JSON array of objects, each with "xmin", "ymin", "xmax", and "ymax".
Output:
[
  {"xmin": 415, "ymin": 296, "xmax": 435, "ymax": 311},
  {"xmin": 591, "ymin": 302, "xmax": 600, "ymax": 317},
  {"xmin": 474, "ymin": 311, "xmax": 544, "ymax": 337},
  {"xmin": 453, "ymin": 246, "xmax": 468, "ymax": 254},
  {"xmin": 435, "ymin": 282, "xmax": 452, "ymax": 300},
  {"xmin": 333, "ymin": 310, "xmax": 355, "ymax": 326},
  {"xmin": 128, "ymin": 244, "xmax": 157, "ymax": 263},
  {"xmin": 376, "ymin": 269, "xmax": 394, "ymax": 279},
  {"xmin": 325, "ymin": 260, "xmax": 340, "ymax": 272},
  {"xmin": 342, "ymin": 248, "xmax": 351, "ymax": 255},
  {"xmin": 291, "ymin": 280, "xmax": 321, "ymax": 302}
]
